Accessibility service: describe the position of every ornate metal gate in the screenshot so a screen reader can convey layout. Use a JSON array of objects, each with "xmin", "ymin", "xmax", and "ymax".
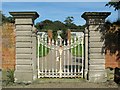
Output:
[{"xmin": 37, "ymin": 32, "xmax": 84, "ymax": 78}]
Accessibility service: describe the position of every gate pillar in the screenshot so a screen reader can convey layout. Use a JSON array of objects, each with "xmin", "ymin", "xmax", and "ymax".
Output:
[
  {"xmin": 10, "ymin": 12, "xmax": 39, "ymax": 83},
  {"xmin": 82, "ymin": 12, "xmax": 111, "ymax": 82}
]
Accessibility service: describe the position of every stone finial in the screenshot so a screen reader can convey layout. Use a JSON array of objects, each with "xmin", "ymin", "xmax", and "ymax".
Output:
[
  {"xmin": 81, "ymin": 12, "xmax": 111, "ymax": 20},
  {"xmin": 9, "ymin": 12, "xmax": 39, "ymax": 20}
]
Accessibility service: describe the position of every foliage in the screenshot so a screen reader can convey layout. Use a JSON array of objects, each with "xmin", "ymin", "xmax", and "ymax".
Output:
[
  {"xmin": 2, "ymin": 69, "xmax": 15, "ymax": 86},
  {"xmin": 105, "ymin": 1, "xmax": 120, "ymax": 11},
  {"xmin": 54, "ymin": 20, "xmax": 67, "ymax": 30},
  {"xmin": 1, "ymin": 12, "xmax": 15, "ymax": 24},
  {"xmin": 6, "ymin": 69, "xmax": 14, "ymax": 84},
  {"xmin": 105, "ymin": 1, "xmax": 120, "ymax": 61},
  {"xmin": 0, "ymin": 11, "xmax": 2, "ymax": 25},
  {"xmin": 35, "ymin": 17, "xmax": 85, "ymax": 42},
  {"xmin": 52, "ymin": 31, "xmax": 58, "ymax": 40},
  {"xmin": 35, "ymin": 20, "xmax": 67, "ymax": 31},
  {"xmin": 70, "ymin": 44, "xmax": 82, "ymax": 57},
  {"xmin": 35, "ymin": 17, "xmax": 85, "ymax": 32},
  {"xmin": 64, "ymin": 16, "xmax": 74, "ymax": 25},
  {"xmin": 104, "ymin": 20, "xmax": 120, "ymax": 60},
  {"xmin": 37, "ymin": 44, "xmax": 49, "ymax": 57}
]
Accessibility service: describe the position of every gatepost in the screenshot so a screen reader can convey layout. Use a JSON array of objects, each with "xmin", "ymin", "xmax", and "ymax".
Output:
[
  {"xmin": 82, "ymin": 12, "xmax": 111, "ymax": 82},
  {"xmin": 10, "ymin": 12, "xmax": 39, "ymax": 83}
]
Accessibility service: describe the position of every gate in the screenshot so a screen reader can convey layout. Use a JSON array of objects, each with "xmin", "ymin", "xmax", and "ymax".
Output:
[{"xmin": 37, "ymin": 32, "xmax": 84, "ymax": 78}]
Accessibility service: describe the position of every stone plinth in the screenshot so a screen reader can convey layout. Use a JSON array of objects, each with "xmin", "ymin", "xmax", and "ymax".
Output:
[
  {"xmin": 82, "ymin": 12, "xmax": 111, "ymax": 82},
  {"xmin": 10, "ymin": 12, "xmax": 39, "ymax": 83}
]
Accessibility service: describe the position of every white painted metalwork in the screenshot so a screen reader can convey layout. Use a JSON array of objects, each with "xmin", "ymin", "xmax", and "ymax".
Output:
[{"xmin": 37, "ymin": 32, "xmax": 84, "ymax": 78}]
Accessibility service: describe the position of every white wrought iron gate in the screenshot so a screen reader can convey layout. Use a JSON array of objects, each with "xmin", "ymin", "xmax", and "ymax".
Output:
[{"xmin": 37, "ymin": 32, "xmax": 84, "ymax": 78}]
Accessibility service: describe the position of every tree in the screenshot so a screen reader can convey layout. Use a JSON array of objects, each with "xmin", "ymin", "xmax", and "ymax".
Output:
[
  {"xmin": 106, "ymin": 1, "xmax": 120, "ymax": 20},
  {"xmin": 0, "ymin": 12, "xmax": 15, "ymax": 24},
  {"xmin": 35, "ymin": 22, "xmax": 44, "ymax": 31},
  {"xmin": 104, "ymin": 20, "xmax": 120, "ymax": 62},
  {"xmin": 64, "ymin": 16, "xmax": 74, "ymax": 26},
  {"xmin": 105, "ymin": 1, "xmax": 120, "ymax": 62},
  {"xmin": 54, "ymin": 20, "xmax": 67, "ymax": 30},
  {"xmin": 105, "ymin": 1, "xmax": 120, "ymax": 11},
  {"xmin": 6, "ymin": 16, "xmax": 15, "ymax": 23},
  {"xmin": 0, "ymin": 11, "xmax": 2, "ymax": 25}
]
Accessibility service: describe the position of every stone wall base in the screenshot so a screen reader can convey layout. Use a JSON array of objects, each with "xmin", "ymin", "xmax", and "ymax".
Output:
[
  {"xmin": 89, "ymin": 70, "xmax": 107, "ymax": 82},
  {"xmin": 14, "ymin": 71, "xmax": 33, "ymax": 83}
]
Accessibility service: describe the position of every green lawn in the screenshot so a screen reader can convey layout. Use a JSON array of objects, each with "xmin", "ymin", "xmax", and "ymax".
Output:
[
  {"xmin": 70, "ymin": 44, "xmax": 83, "ymax": 57},
  {"xmin": 37, "ymin": 44, "xmax": 49, "ymax": 57}
]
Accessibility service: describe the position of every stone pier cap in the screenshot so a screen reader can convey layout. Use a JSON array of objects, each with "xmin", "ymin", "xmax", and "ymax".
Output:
[
  {"xmin": 9, "ymin": 11, "xmax": 39, "ymax": 20},
  {"xmin": 81, "ymin": 12, "xmax": 111, "ymax": 20}
]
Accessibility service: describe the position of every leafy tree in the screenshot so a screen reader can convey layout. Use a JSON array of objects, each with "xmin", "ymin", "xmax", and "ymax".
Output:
[
  {"xmin": 6, "ymin": 16, "xmax": 15, "ymax": 23},
  {"xmin": 105, "ymin": 1, "xmax": 120, "ymax": 62},
  {"xmin": 0, "ymin": 12, "xmax": 15, "ymax": 24},
  {"xmin": 54, "ymin": 20, "xmax": 67, "ymax": 30},
  {"xmin": 64, "ymin": 16, "xmax": 74, "ymax": 29},
  {"xmin": 68, "ymin": 23, "xmax": 78, "ymax": 29},
  {"xmin": 0, "ymin": 11, "xmax": 2, "ymax": 25},
  {"xmin": 104, "ymin": 20, "xmax": 120, "ymax": 61},
  {"xmin": 64, "ymin": 16, "xmax": 74, "ymax": 25},
  {"xmin": 41, "ymin": 19, "xmax": 53, "ymax": 26},
  {"xmin": 35, "ymin": 17, "xmax": 85, "ymax": 40},
  {"xmin": 105, "ymin": 1, "xmax": 120, "ymax": 11},
  {"xmin": 35, "ymin": 22, "xmax": 44, "ymax": 31},
  {"xmin": 105, "ymin": 1, "xmax": 120, "ymax": 20}
]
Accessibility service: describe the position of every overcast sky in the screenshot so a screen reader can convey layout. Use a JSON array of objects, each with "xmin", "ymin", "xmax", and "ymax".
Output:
[{"xmin": 2, "ymin": 2, "xmax": 118, "ymax": 25}]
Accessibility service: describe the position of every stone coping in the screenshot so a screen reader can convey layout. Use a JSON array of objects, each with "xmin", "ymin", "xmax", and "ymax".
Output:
[
  {"xmin": 81, "ymin": 12, "xmax": 111, "ymax": 20},
  {"xmin": 9, "ymin": 11, "xmax": 39, "ymax": 20}
]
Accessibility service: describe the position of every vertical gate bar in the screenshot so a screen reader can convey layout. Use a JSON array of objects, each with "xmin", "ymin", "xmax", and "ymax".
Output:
[
  {"xmin": 48, "ymin": 48, "xmax": 51, "ymax": 76},
  {"xmin": 49, "ymin": 69, "xmax": 50, "ymax": 76},
  {"xmin": 67, "ymin": 40, "xmax": 70, "ymax": 76},
  {"xmin": 41, "ymin": 35, "xmax": 44, "ymax": 77},
  {"xmin": 59, "ymin": 53, "xmax": 62, "ymax": 78},
  {"xmin": 59, "ymin": 37, "xmax": 63, "ymax": 78},
  {"xmin": 40, "ymin": 36, "xmax": 44, "ymax": 77},
  {"xmin": 74, "ymin": 36, "xmax": 77, "ymax": 75},
  {"xmin": 48, "ymin": 38, "xmax": 51, "ymax": 76},
  {"xmin": 71, "ymin": 38, "xmax": 73, "ymax": 75},
  {"xmin": 37, "ymin": 35, "xmax": 40, "ymax": 78},
  {"xmin": 81, "ymin": 35, "xmax": 84, "ymax": 78},
  {"xmin": 52, "ymin": 39, "xmax": 54, "ymax": 77},
  {"xmin": 68, "ymin": 39, "xmax": 70, "ymax": 76},
  {"xmin": 48, "ymin": 38, "xmax": 51, "ymax": 45},
  {"xmin": 55, "ymin": 40, "xmax": 58, "ymax": 75},
  {"xmin": 63, "ymin": 41, "xmax": 66, "ymax": 76},
  {"xmin": 78, "ymin": 36, "xmax": 80, "ymax": 74},
  {"xmin": 76, "ymin": 36, "xmax": 78, "ymax": 75},
  {"xmin": 45, "ymin": 36, "xmax": 47, "ymax": 76}
]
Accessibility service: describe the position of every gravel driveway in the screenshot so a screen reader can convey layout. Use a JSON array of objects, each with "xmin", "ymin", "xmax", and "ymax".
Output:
[{"xmin": 3, "ymin": 78, "xmax": 119, "ymax": 88}]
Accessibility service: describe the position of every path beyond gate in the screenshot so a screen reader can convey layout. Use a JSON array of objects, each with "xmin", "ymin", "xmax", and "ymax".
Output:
[{"xmin": 37, "ymin": 32, "xmax": 84, "ymax": 78}]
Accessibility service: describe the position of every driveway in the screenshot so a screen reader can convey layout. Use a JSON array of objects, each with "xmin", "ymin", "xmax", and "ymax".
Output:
[{"xmin": 3, "ymin": 78, "xmax": 119, "ymax": 88}]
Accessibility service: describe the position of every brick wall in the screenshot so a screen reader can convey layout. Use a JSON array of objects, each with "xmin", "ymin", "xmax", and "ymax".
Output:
[
  {"xmin": 2, "ymin": 23, "xmax": 15, "ymax": 70},
  {"xmin": 105, "ymin": 50, "xmax": 120, "ymax": 68}
]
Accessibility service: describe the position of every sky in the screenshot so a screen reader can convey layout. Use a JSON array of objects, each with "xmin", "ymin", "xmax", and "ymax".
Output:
[{"xmin": 1, "ymin": 2, "xmax": 118, "ymax": 25}]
